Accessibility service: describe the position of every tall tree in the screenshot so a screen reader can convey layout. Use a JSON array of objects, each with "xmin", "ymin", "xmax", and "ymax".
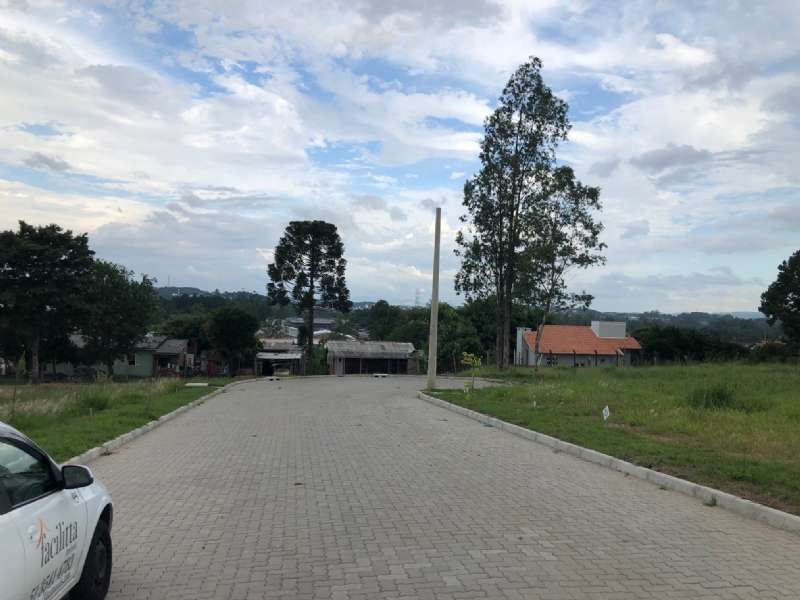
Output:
[
  {"xmin": 82, "ymin": 261, "xmax": 158, "ymax": 376},
  {"xmin": 267, "ymin": 221, "xmax": 352, "ymax": 372},
  {"xmin": 518, "ymin": 166, "xmax": 606, "ymax": 369},
  {"xmin": 0, "ymin": 221, "xmax": 94, "ymax": 381},
  {"xmin": 455, "ymin": 57, "xmax": 570, "ymax": 369},
  {"xmin": 760, "ymin": 249, "xmax": 800, "ymax": 343},
  {"xmin": 206, "ymin": 307, "xmax": 259, "ymax": 373},
  {"xmin": 368, "ymin": 300, "xmax": 401, "ymax": 340}
]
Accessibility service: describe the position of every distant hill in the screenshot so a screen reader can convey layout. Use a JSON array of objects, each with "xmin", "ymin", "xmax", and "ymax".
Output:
[
  {"xmin": 156, "ymin": 286, "xmax": 214, "ymax": 299},
  {"xmin": 352, "ymin": 301, "xmax": 376, "ymax": 310},
  {"xmin": 154, "ymin": 287, "xmax": 780, "ymax": 344},
  {"xmin": 726, "ymin": 311, "xmax": 764, "ymax": 320}
]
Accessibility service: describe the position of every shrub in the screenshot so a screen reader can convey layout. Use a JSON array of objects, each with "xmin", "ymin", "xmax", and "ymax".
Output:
[
  {"xmin": 78, "ymin": 392, "xmax": 110, "ymax": 413},
  {"xmin": 687, "ymin": 383, "xmax": 736, "ymax": 410}
]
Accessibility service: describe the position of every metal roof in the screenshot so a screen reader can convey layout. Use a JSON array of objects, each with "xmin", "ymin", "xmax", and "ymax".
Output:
[
  {"xmin": 136, "ymin": 334, "xmax": 167, "ymax": 351},
  {"xmin": 256, "ymin": 352, "xmax": 303, "ymax": 361},
  {"xmin": 259, "ymin": 339, "xmax": 300, "ymax": 351},
  {"xmin": 285, "ymin": 317, "xmax": 336, "ymax": 326},
  {"xmin": 69, "ymin": 333, "xmax": 187, "ymax": 353},
  {"xmin": 326, "ymin": 341, "xmax": 415, "ymax": 359},
  {"xmin": 156, "ymin": 338, "xmax": 188, "ymax": 355}
]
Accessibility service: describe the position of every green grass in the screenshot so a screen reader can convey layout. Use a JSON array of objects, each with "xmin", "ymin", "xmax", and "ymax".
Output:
[
  {"xmin": 0, "ymin": 378, "xmax": 230, "ymax": 462},
  {"xmin": 436, "ymin": 364, "xmax": 800, "ymax": 514}
]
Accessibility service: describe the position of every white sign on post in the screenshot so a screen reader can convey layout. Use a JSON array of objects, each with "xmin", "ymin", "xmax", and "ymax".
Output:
[{"xmin": 602, "ymin": 405, "xmax": 610, "ymax": 422}]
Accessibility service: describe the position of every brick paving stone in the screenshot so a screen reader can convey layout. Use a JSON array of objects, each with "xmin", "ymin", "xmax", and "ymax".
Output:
[{"xmin": 89, "ymin": 376, "xmax": 800, "ymax": 599}]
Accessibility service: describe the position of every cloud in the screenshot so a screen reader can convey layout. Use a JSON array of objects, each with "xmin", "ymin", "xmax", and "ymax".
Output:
[
  {"xmin": 630, "ymin": 144, "xmax": 713, "ymax": 173},
  {"xmin": 356, "ymin": 0, "xmax": 504, "ymax": 27},
  {"xmin": 387, "ymin": 206, "xmax": 407, "ymax": 222},
  {"xmin": 588, "ymin": 158, "xmax": 620, "ymax": 177},
  {"xmin": 24, "ymin": 151, "xmax": 71, "ymax": 171},
  {"xmin": 586, "ymin": 266, "xmax": 766, "ymax": 312},
  {"xmin": 605, "ymin": 266, "xmax": 760, "ymax": 292},
  {"xmin": 178, "ymin": 188, "xmax": 278, "ymax": 211},
  {"xmin": 0, "ymin": 179, "xmax": 151, "ymax": 231},
  {"xmin": 352, "ymin": 194, "xmax": 388, "ymax": 210},
  {"xmin": 761, "ymin": 86, "xmax": 800, "ymax": 114},
  {"xmin": 620, "ymin": 219, "xmax": 649, "ymax": 239},
  {"xmin": 419, "ymin": 198, "xmax": 446, "ymax": 212},
  {"xmin": 767, "ymin": 203, "xmax": 800, "ymax": 230},
  {"xmin": 1, "ymin": 0, "xmax": 799, "ymax": 313},
  {"xmin": 351, "ymin": 194, "xmax": 407, "ymax": 221}
]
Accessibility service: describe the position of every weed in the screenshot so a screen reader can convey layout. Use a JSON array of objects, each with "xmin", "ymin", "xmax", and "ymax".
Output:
[
  {"xmin": 687, "ymin": 383, "xmax": 736, "ymax": 410},
  {"xmin": 78, "ymin": 392, "xmax": 110, "ymax": 413}
]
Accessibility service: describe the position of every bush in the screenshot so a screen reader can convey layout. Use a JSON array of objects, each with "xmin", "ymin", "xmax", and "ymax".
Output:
[
  {"xmin": 687, "ymin": 383, "xmax": 768, "ymax": 413},
  {"xmin": 687, "ymin": 383, "xmax": 736, "ymax": 410},
  {"xmin": 78, "ymin": 392, "xmax": 110, "ymax": 413}
]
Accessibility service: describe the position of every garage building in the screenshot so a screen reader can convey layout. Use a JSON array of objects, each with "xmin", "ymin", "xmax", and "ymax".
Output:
[{"xmin": 327, "ymin": 341, "xmax": 418, "ymax": 376}]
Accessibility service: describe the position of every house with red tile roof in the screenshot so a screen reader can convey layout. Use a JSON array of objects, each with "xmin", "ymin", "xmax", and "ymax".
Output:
[{"xmin": 514, "ymin": 321, "xmax": 641, "ymax": 368}]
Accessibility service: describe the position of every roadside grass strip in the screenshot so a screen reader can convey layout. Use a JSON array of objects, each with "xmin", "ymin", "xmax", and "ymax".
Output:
[
  {"xmin": 436, "ymin": 363, "xmax": 800, "ymax": 516},
  {"xmin": 0, "ymin": 378, "xmax": 237, "ymax": 462}
]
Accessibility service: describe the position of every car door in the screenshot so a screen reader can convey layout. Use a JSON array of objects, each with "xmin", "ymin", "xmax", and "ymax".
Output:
[
  {"xmin": 0, "ymin": 438, "xmax": 88, "ymax": 600},
  {"xmin": 0, "ymin": 481, "xmax": 25, "ymax": 600}
]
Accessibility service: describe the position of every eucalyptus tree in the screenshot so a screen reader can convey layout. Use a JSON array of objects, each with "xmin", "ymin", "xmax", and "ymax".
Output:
[
  {"xmin": 517, "ymin": 166, "xmax": 606, "ymax": 369},
  {"xmin": 455, "ymin": 57, "xmax": 571, "ymax": 368}
]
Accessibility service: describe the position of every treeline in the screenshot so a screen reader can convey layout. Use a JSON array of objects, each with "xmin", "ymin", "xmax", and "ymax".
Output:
[
  {"xmin": 342, "ymin": 298, "xmax": 543, "ymax": 370},
  {"xmin": 0, "ymin": 222, "xmax": 158, "ymax": 381},
  {"xmin": 633, "ymin": 326, "xmax": 748, "ymax": 363},
  {"xmin": 560, "ymin": 310, "xmax": 780, "ymax": 344},
  {"xmin": 0, "ymin": 222, "xmax": 263, "ymax": 381},
  {"xmin": 633, "ymin": 325, "xmax": 797, "ymax": 364},
  {"xmin": 341, "ymin": 300, "xmax": 795, "ymax": 369},
  {"xmin": 156, "ymin": 288, "xmax": 285, "ymax": 323}
]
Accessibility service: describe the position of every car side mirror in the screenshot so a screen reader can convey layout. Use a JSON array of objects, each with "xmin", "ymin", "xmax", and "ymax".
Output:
[{"xmin": 62, "ymin": 465, "xmax": 94, "ymax": 489}]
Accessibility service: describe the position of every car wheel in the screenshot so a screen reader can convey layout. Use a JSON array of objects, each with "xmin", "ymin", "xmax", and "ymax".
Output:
[{"xmin": 71, "ymin": 520, "xmax": 112, "ymax": 600}]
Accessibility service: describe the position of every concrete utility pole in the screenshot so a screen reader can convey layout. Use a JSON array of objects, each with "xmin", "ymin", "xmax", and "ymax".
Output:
[{"xmin": 426, "ymin": 207, "xmax": 441, "ymax": 390}]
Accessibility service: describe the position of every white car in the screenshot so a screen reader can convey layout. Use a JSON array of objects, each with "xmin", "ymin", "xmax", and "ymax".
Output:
[{"xmin": 0, "ymin": 421, "xmax": 113, "ymax": 600}]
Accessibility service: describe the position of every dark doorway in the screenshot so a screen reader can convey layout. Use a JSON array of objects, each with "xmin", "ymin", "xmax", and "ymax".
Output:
[
  {"xmin": 342, "ymin": 357, "xmax": 408, "ymax": 374},
  {"xmin": 261, "ymin": 361, "xmax": 274, "ymax": 376}
]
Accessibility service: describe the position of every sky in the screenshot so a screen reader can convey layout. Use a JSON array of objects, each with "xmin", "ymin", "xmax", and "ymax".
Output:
[{"xmin": 1, "ymin": 0, "xmax": 798, "ymax": 312}]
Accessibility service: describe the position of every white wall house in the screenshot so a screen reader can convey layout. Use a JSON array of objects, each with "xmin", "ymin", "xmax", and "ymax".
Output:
[{"xmin": 515, "ymin": 321, "xmax": 641, "ymax": 368}]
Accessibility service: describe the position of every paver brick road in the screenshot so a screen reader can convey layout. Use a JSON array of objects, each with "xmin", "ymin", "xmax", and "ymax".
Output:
[{"xmin": 90, "ymin": 376, "xmax": 800, "ymax": 599}]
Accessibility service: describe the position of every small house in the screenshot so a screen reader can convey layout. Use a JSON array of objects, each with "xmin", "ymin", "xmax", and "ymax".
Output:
[
  {"xmin": 43, "ymin": 334, "xmax": 189, "ymax": 378},
  {"xmin": 326, "ymin": 341, "xmax": 418, "ymax": 376},
  {"xmin": 255, "ymin": 339, "xmax": 303, "ymax": 376},
  {"xmin": 515, "ymin": 321, "xmax": 641, "ymax": 367}
]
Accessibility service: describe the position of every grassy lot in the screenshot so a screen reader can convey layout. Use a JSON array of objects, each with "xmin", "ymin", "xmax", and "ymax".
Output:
[
  {"xmin": 0, "ymin": 377, "xmax": 235, "ymax": 462},
  {"xmin": 434, "ymin": 363, "xmax": 800, "ymax": 515}
]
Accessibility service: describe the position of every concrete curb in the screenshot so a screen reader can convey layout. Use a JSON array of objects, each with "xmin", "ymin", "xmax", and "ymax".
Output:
[
  {"xmin": 418, "ymin": 391, "xmax": 800, "ymax": 536},
  {"xmin": 65, "ymin": 378, "xmax": 262, "ymax": 466}
]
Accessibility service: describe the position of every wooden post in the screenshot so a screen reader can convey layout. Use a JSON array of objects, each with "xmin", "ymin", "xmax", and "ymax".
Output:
[{"xmin": 426, "ymin": 207, "xmax": 441, "ymax": 390}]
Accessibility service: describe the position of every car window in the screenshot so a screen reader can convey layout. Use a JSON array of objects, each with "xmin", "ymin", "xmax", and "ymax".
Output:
[{"xmin": 0, "ymin": 440, "xmax": 59, "ymax": 508}]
